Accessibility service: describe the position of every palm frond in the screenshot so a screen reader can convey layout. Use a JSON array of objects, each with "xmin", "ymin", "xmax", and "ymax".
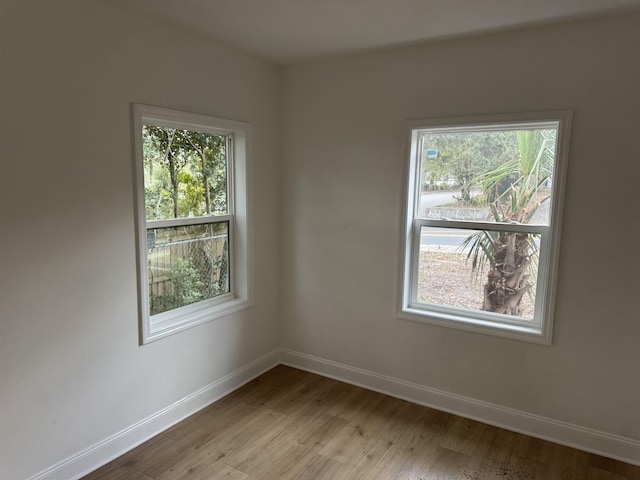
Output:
[{"xmin": 458, "ymin": 229, "xmax": 498, "ymax": 284}]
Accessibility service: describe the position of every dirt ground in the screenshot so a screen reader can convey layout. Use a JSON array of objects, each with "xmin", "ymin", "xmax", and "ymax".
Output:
[{"xmin": 417, "ymin": 251, "xmax": 535, "ymax": 318}]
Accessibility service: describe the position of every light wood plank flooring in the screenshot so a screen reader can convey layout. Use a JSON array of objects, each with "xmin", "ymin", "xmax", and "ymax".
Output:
[{"xmin": 82, "ymin": 365, "xmax": 640, "ymax": 480}]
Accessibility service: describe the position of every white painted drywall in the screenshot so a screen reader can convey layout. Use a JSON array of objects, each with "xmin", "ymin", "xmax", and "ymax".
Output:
[
  {"xmin": 281, "ymin": 12, "xmax": 640, "ymax": 443},
  {"xmin": 2, "ymin": 2, "xmax": 640, "ymax": 478},
  {"xmin": 0, "ymin": 1, "xmax": 281, "ymax": 479}
]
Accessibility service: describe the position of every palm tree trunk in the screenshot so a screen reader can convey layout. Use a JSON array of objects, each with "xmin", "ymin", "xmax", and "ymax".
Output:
[{"xmin": 483, "ymin": 232, "xmax": 532, "ymax": 315}]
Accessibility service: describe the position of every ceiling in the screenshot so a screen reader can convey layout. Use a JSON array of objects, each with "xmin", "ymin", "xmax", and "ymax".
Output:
[{"xmin": 103, "ymin": 0, "xmax": 640, "ymax": 64}]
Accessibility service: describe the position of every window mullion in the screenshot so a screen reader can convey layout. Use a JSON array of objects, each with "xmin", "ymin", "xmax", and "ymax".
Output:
[
  {"xmin": 147, "ymin": 215, "xmax": 233, "ymax": 229},
  {"xmin": 418, "ymin": 218, "xmax": 548, "ymax": 235}
]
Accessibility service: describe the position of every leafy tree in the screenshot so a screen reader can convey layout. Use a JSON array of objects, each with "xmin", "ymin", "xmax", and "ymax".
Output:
[
  {"xmin": 181, "ymin": 131, "xmax": 227, "ymax": 215},
  {"xmin": 143, "ymin": 127, "xmax": 227, "ymax": 220},
  {"xmin": 421, "ymin": 131, "xmax": 519, "ymax": 202},
  {"xmin": 143, "ymin": 126, "xmax": 184, "ymax": 220}
]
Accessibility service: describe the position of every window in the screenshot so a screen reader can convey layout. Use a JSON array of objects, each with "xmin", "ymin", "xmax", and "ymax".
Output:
[
  {"xmin": 398, "ymin": 111, "xmax": 571, "ymax": 344},
  {"xmin": 133, "ymin": 104, "xmax": 251, "ymax": 343}
]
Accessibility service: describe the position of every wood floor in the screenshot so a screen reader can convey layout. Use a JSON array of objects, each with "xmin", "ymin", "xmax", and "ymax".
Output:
[{"xmin": 82, "ymin": 365, "xmax": 640, "ymax": 480}]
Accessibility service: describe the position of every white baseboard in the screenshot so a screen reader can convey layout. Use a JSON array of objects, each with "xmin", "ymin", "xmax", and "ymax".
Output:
[
  {"xmin": 29, "ymin": 350, "xmax": 280, "ymax": 480},
  {"xmin": 280, "ymin": 348, "xmax": 640, "ymax": 467}
]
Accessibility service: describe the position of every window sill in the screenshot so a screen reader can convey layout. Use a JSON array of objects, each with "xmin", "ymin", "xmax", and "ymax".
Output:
[
  {"xmin": 396, "ymin": 307, "xmax": 552, "ymax": 345},
  {"xmin": 142, "ymin": 295, "xmax": 252, "ymax": 344}
]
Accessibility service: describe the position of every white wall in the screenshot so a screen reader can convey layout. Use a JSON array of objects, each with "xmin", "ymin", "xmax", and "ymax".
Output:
[
  {"xmin": 2, "ymin": 3, "xmax": 640, "ymax": 478},
  {"xmin": 0, "ymin": 1, "xmax": 281, "ymax": 479},
  {"xmin": 282, "ymin": 11, "xmax": 640, "ymax": 445}
]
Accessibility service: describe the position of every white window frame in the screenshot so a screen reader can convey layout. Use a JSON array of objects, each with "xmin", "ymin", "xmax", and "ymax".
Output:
[
  {"xmin": 132, "ymin": 104, "xmax": 252, "ymax": 344},
  {"xmin": 397, "ymin": 111, "xmax": 572, "ymax": 344}
]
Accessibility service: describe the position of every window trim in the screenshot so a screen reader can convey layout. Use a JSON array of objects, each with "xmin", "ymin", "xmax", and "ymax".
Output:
[
  {"xmin": 397, "ymin": 111, "xmax": 572, "ymax": 344},
  {"xmin": 132, "ymin": 104, "xmax": 252, "ymax": 344}
]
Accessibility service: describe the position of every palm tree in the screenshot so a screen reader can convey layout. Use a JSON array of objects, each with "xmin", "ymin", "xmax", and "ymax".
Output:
[{"xmin": 461, "ymin": 129, "xmax": 555, "ymax": 315}]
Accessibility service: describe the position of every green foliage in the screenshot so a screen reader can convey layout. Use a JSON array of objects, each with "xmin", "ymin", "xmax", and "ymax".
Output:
[
  {"xmin": 148, "ymin": 245, "xmax": 229, "ymax": 315},
  {"xmin": 478, "ymin": 130, "xmax": 555, "ymax": 213},
  {"xmin": 148, "ymin": 224, "xmax": 230, "ymax": 316},
  {"xmin": 176, "ymin": 169, "xmax": 205, "ymax": 217},
  {"xmin": 143, "ymin": 126, "xmax": 228, "ymax": 221},
  {"xmin": 149, "ymin": 258, "xmax": 205, "ymax": 315},
  {"xmin": 170, "ymin": 258, "xmax": 206, "ymax": 305},
  {"xmin": 421, "ymin": 131, "xmax": 519, "ymax": 203}
]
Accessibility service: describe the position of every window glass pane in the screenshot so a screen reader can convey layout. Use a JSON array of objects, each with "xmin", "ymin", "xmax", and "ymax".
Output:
[
  {"xmin": 142, "ymin": 126, "xmax": 228, "ymax": 220},
  {"xmin": 147, "ymin": 222, "xmax": 229, "ymax": 315},
  {"xmin": 418, "ymin": 128, "xmax": 556, "ymax": 225},
  {"xmin": 417, "ymin": 226, "xmax": 540, "ymax": 319}
]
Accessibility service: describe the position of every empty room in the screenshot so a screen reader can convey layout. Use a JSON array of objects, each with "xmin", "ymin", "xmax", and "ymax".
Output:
[{"xmin": 1, "ymin": 1, "xmax": 639, "ymax": 479}]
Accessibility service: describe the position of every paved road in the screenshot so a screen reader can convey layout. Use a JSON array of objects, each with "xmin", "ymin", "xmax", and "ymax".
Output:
[
  {"xmin": 420, "ymin": 227, "xmax": 469, "ymax": 252},
  {"xmin": 419, "ymin": 190, "xmax": 472, "ymax": 252},
  {"xmin": 420, "ymin": 190, "xmax": 460, "ymax": 210}
]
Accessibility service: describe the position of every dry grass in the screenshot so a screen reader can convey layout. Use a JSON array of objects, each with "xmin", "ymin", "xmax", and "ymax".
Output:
[{"xmin": 418, "ymin": 250, "xmax": 535, "ymax": 318}]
